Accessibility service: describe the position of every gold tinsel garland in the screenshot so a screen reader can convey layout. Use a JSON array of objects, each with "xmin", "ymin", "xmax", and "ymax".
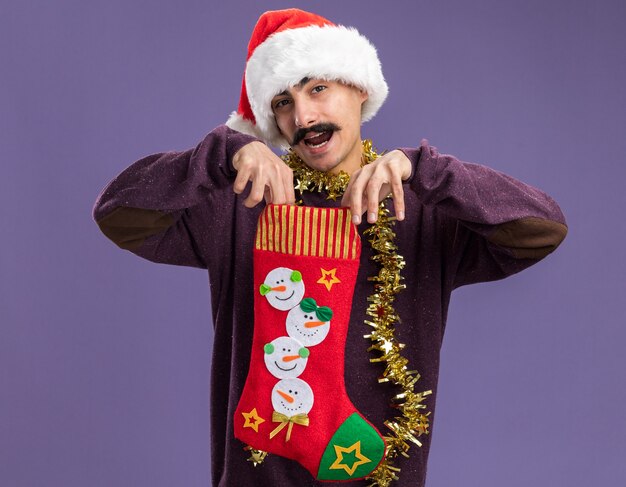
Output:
[{"xmin": 245, "ymin": 140, "xmax": 432, "ymax": 486}]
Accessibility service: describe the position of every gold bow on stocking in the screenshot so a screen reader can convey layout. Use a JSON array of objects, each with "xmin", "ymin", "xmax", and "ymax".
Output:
[{"xmin": 269, "ymin": 412, "xmax": 309, "ymax": 442}]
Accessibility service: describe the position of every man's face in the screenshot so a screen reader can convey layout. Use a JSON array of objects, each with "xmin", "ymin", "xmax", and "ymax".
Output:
[{"xmin": 271, "ymin": 79, "xmax": 368, "ymax": 174}]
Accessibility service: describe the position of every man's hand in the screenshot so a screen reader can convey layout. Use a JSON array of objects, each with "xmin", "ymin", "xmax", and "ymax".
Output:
[
  {"xmin": 232, "ymin": 141, "xmax": 296, "ymax": 208},
  {"xmin": 341, "ymin": 150, "xmax": 412, "ymax": 224}
]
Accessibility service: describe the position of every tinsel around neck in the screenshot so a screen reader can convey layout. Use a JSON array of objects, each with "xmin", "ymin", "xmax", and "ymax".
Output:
[{"xmin": 281, "ymin": 139, "xmax": 379, "ymax": 201}]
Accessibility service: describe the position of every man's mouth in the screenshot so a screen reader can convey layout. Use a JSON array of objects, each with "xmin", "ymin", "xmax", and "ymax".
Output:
[
  {"xmin": 291, "ymin": 123, "xmax": 340, "ymax": 147},
  {"xmin": 303, "ymin": 131, "xmax": 333, "ymax": 149}
]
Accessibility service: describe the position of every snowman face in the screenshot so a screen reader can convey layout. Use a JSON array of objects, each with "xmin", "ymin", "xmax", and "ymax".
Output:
[
  {"xmin": 260, "ymin": 267, "xmax": 305, "ymax": 311},
  {"xmin": 263, "ymin": 336, "xmax": 309, "ymax": 379},
  {"xmin": 271, "ymin": 378, "xmax": 314, "ymax": 416},
  {"xmin": 286, "ymin": 303, "xmax": 331, "ymax": 347}
]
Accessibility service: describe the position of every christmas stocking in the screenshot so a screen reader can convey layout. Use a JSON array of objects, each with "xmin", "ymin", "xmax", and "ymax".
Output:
[{"xmin": 234, "ymin": 204, "xmax": 386, "ymax": 481}]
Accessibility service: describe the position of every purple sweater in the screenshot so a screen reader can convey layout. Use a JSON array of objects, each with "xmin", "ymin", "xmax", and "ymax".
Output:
[{"xmin": 93, "ymin": 125, "xmax": 566, "ymax": 486}]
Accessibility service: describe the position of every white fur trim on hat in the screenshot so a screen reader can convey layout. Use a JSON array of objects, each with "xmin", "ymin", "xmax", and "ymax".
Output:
[
  {"xmin": 239, "ymin": 24, "xmax": 388, "ymax": 149},
  {"xmin": 225, "ymin": 111, "xmax": 263, "ymax": 139}
]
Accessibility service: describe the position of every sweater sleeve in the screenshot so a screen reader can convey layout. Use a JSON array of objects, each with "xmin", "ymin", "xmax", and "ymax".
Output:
[
  {"xmin": 400, "ymin": 140, "xmax": 567, "ymax": 288},
  {"xmin": 92, "ymin": 125, "xmax": 259, "ymax": 268}
]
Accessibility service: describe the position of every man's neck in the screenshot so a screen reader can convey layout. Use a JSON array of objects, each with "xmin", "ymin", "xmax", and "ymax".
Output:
[{"xmin": 326, "ymin": 138, "xmax": 364, "ymax": 176}]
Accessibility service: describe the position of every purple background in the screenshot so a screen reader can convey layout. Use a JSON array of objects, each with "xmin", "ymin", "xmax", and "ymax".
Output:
[{"xmin": 2, "ymin": 0, "xmax": 625, "ymax": 486}]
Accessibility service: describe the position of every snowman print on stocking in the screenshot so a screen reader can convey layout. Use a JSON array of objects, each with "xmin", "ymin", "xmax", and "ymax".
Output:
[
  {"xmin": 286, "ymin": 297, "xmax": 333, "ymax": 347},
  {"xmin": 271, "ymin": 378, "xmax": 315, "ymax": 417},
  {"xmin": 259, "ymin": 267, "xmax": 305, "ymax": 311},
  {"xmin": 269, "ymin": 378, "xmax": 314, "ymax": 442},
  {"xmin": 259, "ymin": 268, "xmax": 322, "ymax": 442},
  {"xmin": 264, "ymin": 336, "xmax": 310, "ymax": 379}
]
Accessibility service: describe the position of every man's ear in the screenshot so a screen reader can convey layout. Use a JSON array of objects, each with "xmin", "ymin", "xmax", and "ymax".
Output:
[{"xmin": 359, "ymin": 88, "xmax": 369, "ymax": 104}]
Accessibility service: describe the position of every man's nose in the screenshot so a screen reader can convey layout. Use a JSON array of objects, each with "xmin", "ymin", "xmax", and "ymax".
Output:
[{"xmin": 294, "ymin": 99, "xmax": 318, "ymax": 128}]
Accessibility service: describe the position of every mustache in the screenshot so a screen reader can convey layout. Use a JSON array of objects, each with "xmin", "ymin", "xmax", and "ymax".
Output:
[{"xmin": 291, "ymin": 123, "xmax": 341, "ymax": 146}]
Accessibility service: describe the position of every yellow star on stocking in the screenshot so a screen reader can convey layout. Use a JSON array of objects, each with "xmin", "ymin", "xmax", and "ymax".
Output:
[
  {"xmin": 317, "ymin": 268, "xmax": 341, "ymax": 291},
  {"xmin": 328, "ymin": 440, "xmax": 371, "ymax": 476},
  {"xmin": 242, "ymin": 408, "xmax": 265, "ymax": 433}
]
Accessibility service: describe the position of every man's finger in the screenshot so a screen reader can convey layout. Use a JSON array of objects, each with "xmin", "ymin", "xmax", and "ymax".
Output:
[
  {"xmin": 365, "ymin": 176, "xmax": 384, "ymax": 223},
  {"xmin": 391, "ymin": 177, "xmax": 405, "ymax": 220},
  {"xmin": 282, "ymin": 168, "xmax": 296, "ymax": 205},
  {"xmin": 341, "ymin": 178, "xmax": 354, "ymax": 209},
  {"xmin": 244, "ymin": 174, "xmax": 267, "ymax": 208},
  {"xmin": 233, "ymin": 165, "xmax": 250, "ymax": 195},
  {"xmin": 346, "ymin": 170, "xmax": 368, "ymax": 224},
  {"xmin": 269, "ymin": 170, "xmax": 287, "ymax": 205}
]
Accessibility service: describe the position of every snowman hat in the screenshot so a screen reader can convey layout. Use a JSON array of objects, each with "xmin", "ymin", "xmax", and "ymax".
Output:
[{"xmin": 225, "ymin": 8, "xmax": 389, "ymax": 149}]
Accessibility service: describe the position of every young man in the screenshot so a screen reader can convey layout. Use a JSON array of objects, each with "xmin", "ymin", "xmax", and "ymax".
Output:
[{"xmin": 93, "ymin": 8, "xmax": 567, "ymax": 487}]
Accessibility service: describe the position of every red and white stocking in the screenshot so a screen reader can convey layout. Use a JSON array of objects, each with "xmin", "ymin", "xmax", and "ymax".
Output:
[{"xmin": 234, "ymin": 204, "xmax": 385, "ymax": 481}]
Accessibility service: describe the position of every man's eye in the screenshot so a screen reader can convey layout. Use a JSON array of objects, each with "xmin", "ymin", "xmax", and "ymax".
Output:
[
  {"xmin": 274, "ymin": 99, "xmax": 290, "ymax": 109},
  {"xmin": 312, "ymin": 85, "xmax": 326, "ymax": 94}
]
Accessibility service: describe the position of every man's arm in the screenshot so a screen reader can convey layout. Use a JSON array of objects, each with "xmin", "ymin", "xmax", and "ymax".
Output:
[
  {"xmin": 92, "ymin": 125, "xmax": 260, "ymax": 267},
  {"xmin": 405, "ymin": 140, "xmax": 567, "ymax": 286},
  {"xmin": 342, "ymin": 140, "xmax": 567, "ymax": 286}
]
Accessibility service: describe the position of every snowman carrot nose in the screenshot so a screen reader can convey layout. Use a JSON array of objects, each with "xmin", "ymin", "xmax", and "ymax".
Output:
[
  {"xmin": 272, "ymin": 285, "xmax": 287, "ymax": 292},
  {"xmin": 282, "ymin": 355, "xmax": 301, "ymax": 362},
  {"xmin": 304, "ymin": 320, "xmax": 326, "ymax": 328},
  {"xmin": 277, "ymin": 390, "xmax": 294, "ymax": 403}
]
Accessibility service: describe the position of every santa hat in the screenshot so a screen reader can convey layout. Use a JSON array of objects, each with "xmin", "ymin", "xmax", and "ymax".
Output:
[{"xmin": 225, "ymin": 8, "xmax": 388, "ymax": 149}]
